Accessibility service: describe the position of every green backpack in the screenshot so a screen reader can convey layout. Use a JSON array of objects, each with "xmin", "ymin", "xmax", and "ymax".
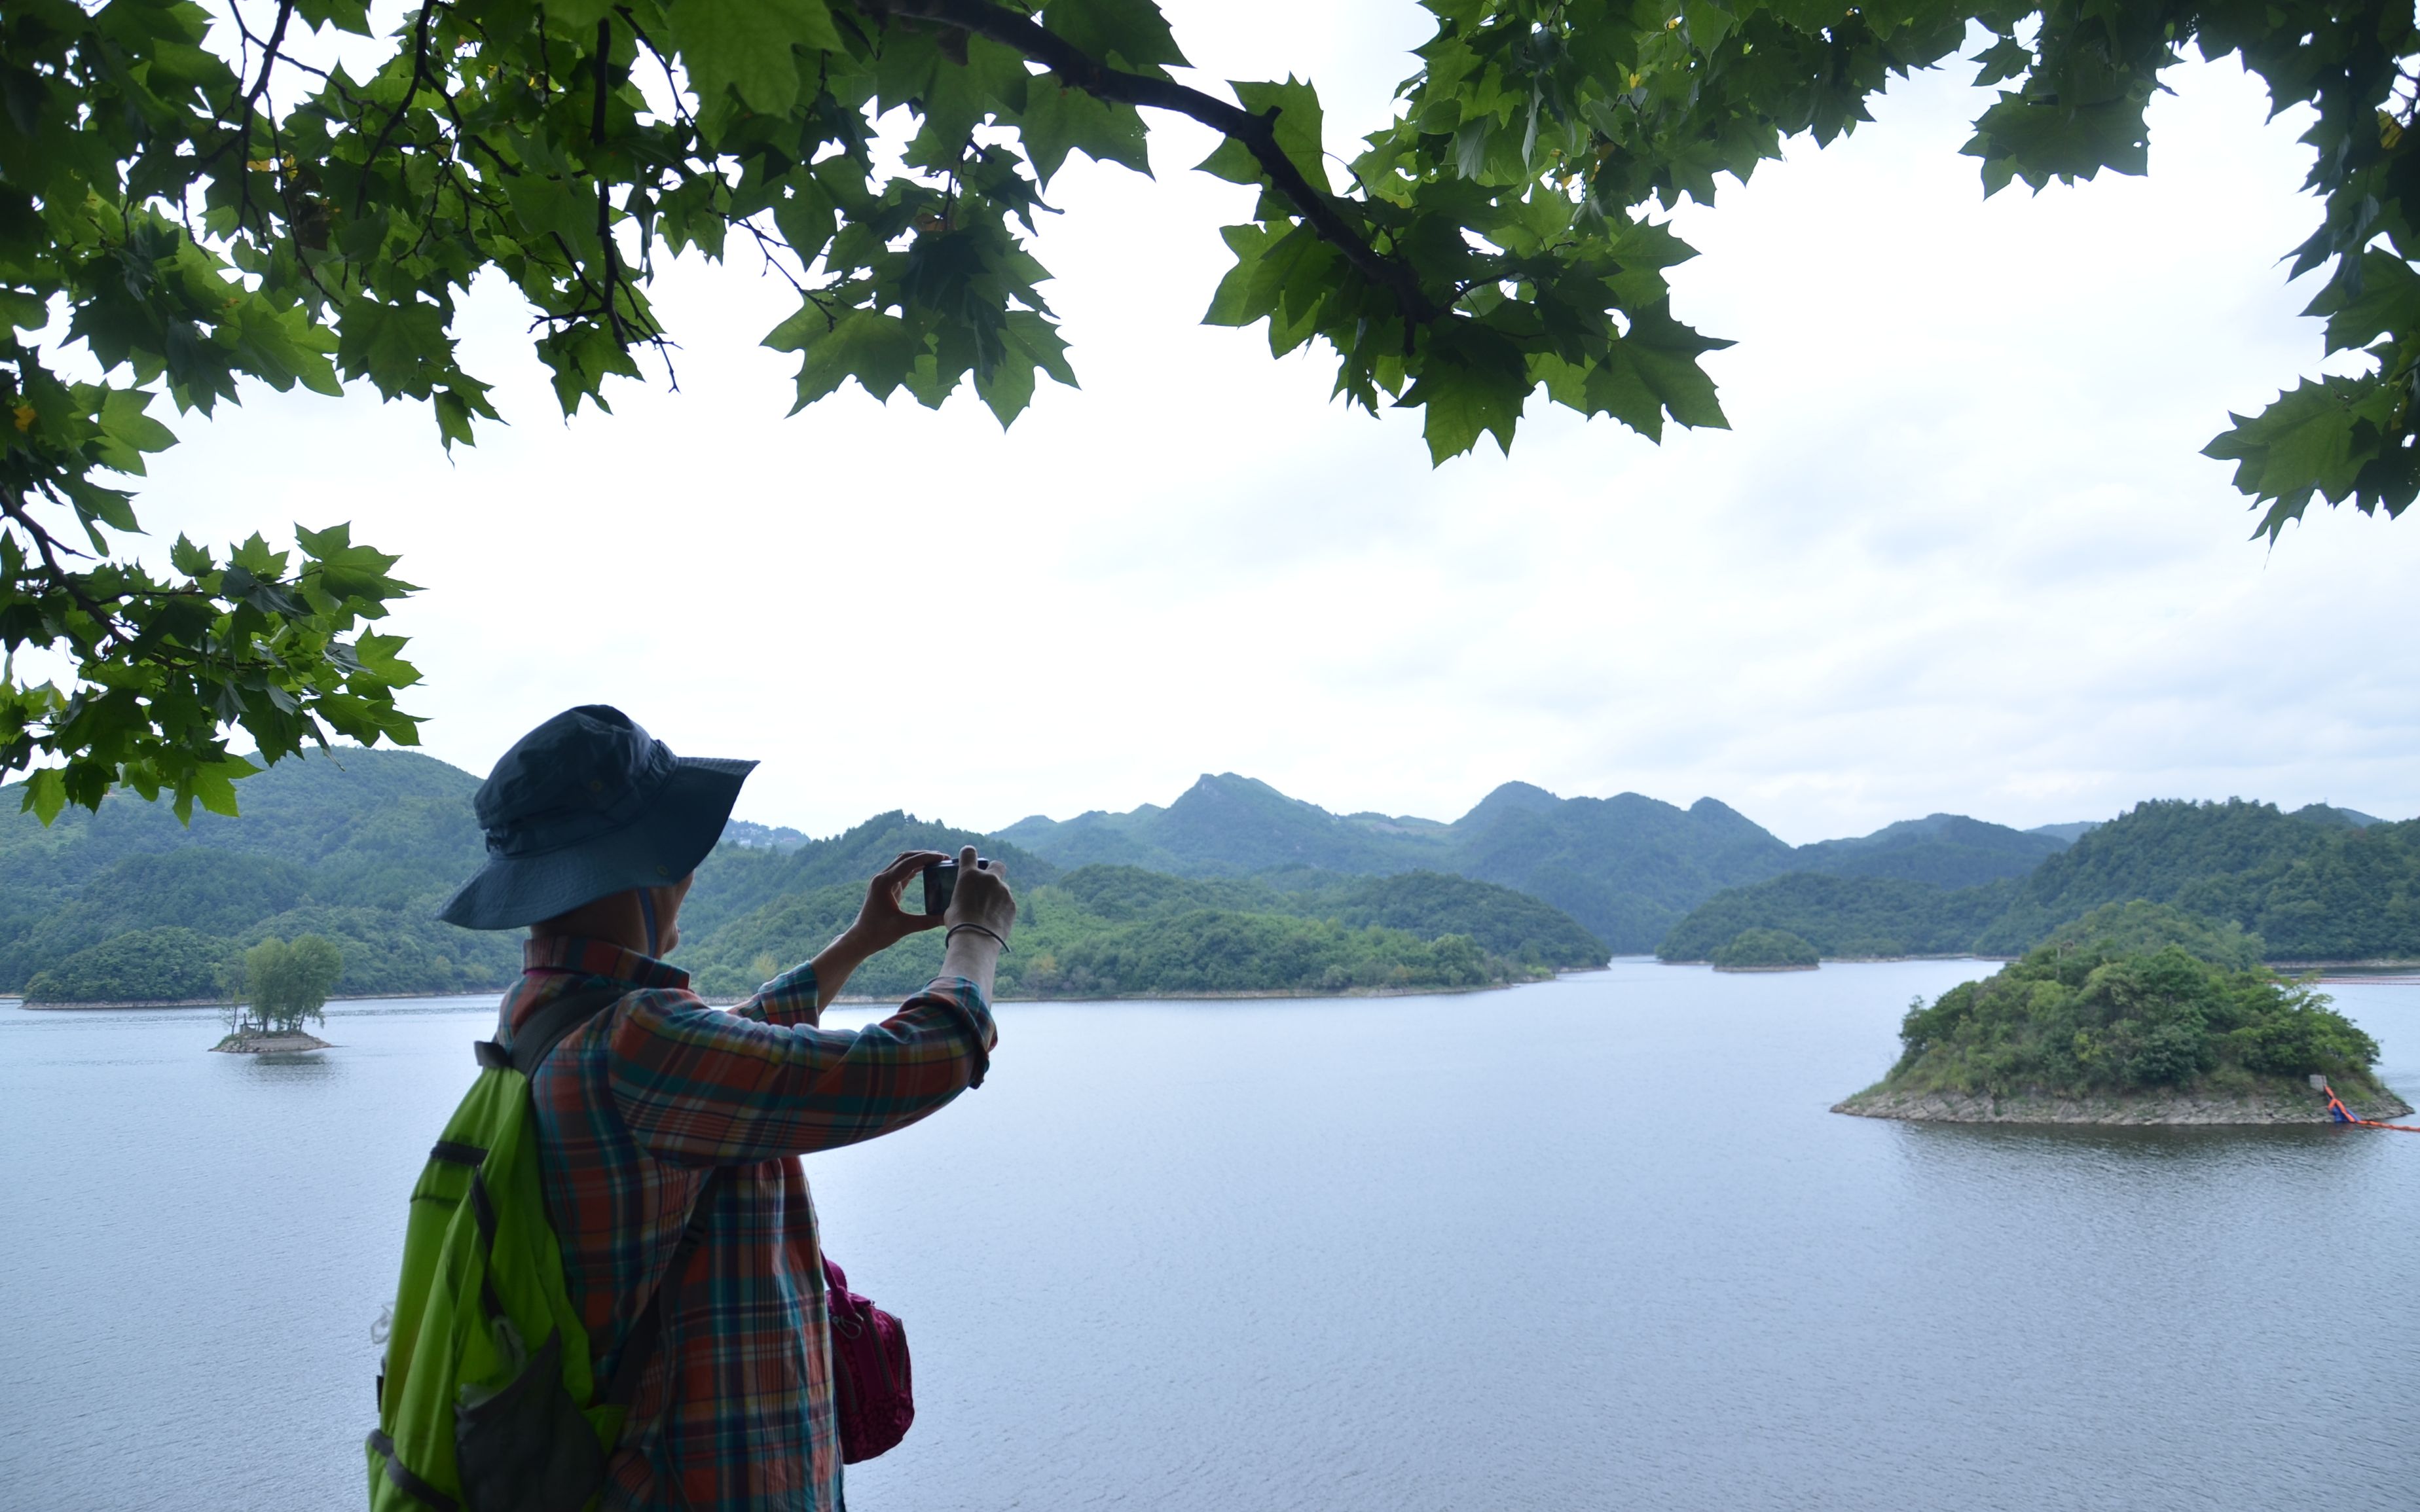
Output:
[{"xmin": 367, "ymin": 987, "xmax": 720, "ymax": 1512}]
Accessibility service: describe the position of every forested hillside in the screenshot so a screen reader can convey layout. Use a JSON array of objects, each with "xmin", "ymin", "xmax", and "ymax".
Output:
[
  {"xmin": 1972, "ymin": 801, "xmax": 2419, "ymax": 958},
  {"xmin": 1664, "ymin": 801, "xmax": 2420, "ymax": 964},
  {"xmin": 678, "ymin": 865, "xmax": 1605, "ymax": 1001},
  {"xmin": 999, "ymin": 776, "xmax": 2076, "ymax": 952},
  {"xmin": 1658, "ymin": 876, "xmax": 2018, "ymax": 961},
  {"xmin": 1788, "ymin": 814, "xmax": 2064, "ymax": 889},
  {"xmin": 2, "ymin": 757, "xmax": 1607, "ymax": 1003},
  {"xmin": 18, "ymin": 750, "xmax": 2398, "ymax": 1003},
  {"xmin": 0, "ymin": 749, "xmax": 518, "ymax": 999}
]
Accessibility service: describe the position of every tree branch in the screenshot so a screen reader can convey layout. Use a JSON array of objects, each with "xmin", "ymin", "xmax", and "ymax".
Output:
[
  {"xmin": 864, "ymin": 0, "xmax": 1440, "ymax": 324},
  {"xmin": 356, "ymin": 0, "xmax": 442, "ymax": 217},
  {"xmin": 593, "ymin": 20, "xmax": 627, "ymax": 348}
]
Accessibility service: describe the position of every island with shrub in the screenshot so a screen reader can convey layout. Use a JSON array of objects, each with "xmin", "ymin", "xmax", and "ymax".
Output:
[
  {"xmin": 1709, "ymin": 927, "xmax": 1819, "ymax": 972},
  {"xmin": 1837, "ymin": 909, "xmax": 2411, "ymax": 1124}
]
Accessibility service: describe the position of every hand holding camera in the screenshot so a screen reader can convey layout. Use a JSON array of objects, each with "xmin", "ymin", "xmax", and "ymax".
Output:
[
  {"xmin": 934, "ymin": 846, "xmax": 1015, "ymax": 991},
  {"xmin": 847, "ymin": 850, "xmax": 953, "ymax": 954},
  {"xmin": 930, "ymin": 846, "xmax": 1015, "ymax": 943}
]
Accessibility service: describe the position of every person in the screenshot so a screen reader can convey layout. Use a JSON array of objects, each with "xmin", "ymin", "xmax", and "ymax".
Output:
[{"xmin": 437, "ymin": 704, "xmax": 1010, "ymax": 1510}]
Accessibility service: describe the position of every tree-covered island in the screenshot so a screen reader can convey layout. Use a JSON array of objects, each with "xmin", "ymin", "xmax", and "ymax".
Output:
[
  {"xmin": 210, "ymin": 934, "xmax": 344, "ymax": 1053},
  {"xmin": 1709, "ymin": 928, "xmax": 1818, "ymax": 972},
  {"xmin": 1837, "ymin": 930, "xmax": 2411, "ymax": 1125}
]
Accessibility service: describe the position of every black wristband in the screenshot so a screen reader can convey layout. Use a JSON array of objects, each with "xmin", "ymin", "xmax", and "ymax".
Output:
[{"xmin": 946, "ymin": 922, "xmax": 1010, "ymax": 952}]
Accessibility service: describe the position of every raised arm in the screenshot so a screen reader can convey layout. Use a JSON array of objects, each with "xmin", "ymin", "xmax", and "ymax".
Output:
[{"xmin": 608, "ymin": 981, "xmax": 997, "ymax": 1165}]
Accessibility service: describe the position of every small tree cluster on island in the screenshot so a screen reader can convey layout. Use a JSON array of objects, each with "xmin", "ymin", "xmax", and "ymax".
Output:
[
  {"xmin": 1711, "ymin": 926, "xmax": 1819, "ymax": 970},
  {"xmin": 1880, "ymin": 943, "xmax": 2386, "ymax": 1102},
  {"xmin": 222, "ymin": 933, "xmax": 344, "ymax": 1039}
]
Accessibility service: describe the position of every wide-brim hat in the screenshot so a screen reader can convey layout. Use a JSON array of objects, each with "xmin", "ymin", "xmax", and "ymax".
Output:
[{"xmin": 439, "ymin": 705, "xmax": 757, "ymax": 931}]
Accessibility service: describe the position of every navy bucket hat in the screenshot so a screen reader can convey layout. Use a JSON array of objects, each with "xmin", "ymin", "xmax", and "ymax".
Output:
[{"xmin": 439, "ymin": 705, "xmax": 756, "ymax": 931}]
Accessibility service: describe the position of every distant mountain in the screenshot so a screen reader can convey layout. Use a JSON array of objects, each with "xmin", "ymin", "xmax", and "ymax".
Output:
[
  {"xmin": 1789, "ymin": 813, "xmax": 2067, "ymax": 889},
  {"xmin": 1660, "ymin": 874, "xmax": 2020, "ymax": 961},
  {"xmin": 722, "ymin": 819, "xmax": 810, "ymax": 852},
  {"xmin": 1000, "ymin": 774, "xmax": 1794, "ymax": 952},
  {"xmin": 1001, "ymin": 776, "xmax": 2080, "ymax": 954},
  {"xmin": 678, "ymin": 864, "xmax": 1605, "ymax": 1000},
  {"xmin": 1, "ymin": 758, "xmax": 1607, "ymax": 1003},
  {"xmin": 1975, "ymin": 799, "xmax": 2416, "ymax": 956},
  {"xmin": 1664, "ymin": 799, "xmax": 2420, "ymax": 963},
  {"xmin": 2293, "ymin": 803, "xmax": 2386, "ymax": 829},
  {"xmin": 998, "ymin": 775, "xmax": 1428, "ymax": 876},
  {"xmin": 1447, "ymin": 789, "xmax": 1792, "ymax": 952},
  {"xmin": 0, "ymin": 748, "xmax": 518, "ymax": 998},
  {"xmin": 2027, "ymin": 821, "xmax": 2102, "ymax": 844}
]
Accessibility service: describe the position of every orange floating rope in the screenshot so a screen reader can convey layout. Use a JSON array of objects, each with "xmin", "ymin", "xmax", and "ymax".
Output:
[{"xmin": 2324, "ymin": 1085, "xmax": 2420, "ymax": 1132}]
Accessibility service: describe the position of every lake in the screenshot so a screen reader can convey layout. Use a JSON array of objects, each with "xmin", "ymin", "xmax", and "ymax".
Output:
[{"xmin": 5, "ymin": 960, "xmax": 2417, "ymax": 1511}]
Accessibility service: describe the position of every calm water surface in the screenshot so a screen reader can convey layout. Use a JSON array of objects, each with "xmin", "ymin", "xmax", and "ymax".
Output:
[{"xmin": 4, "ymin": 960, "xmax": 2416, "ymax": 1511}]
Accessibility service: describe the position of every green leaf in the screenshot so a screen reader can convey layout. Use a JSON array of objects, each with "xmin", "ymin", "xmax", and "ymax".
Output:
[
  {"xmin": 1198, "ymin": 77, "xmax": 1327, "ymax": 190},
  {"xmin": 189, "ymin": 755, "xmax": 258, "ymax": 819},
  {"xmin": 431, "ymin": 382, "xmax": 501, "ymax": 452},
  {"xmin": 669, "ymin": 0, "xmax": 841, "ymax": 117},
  {"xmin": 1970, "ymin": 36, "xmax": 2033, "ymax": 88},
  {"xmin": 1964, "ymin": 90, "xmax": 2153, "ymax": 196},
  {"xmin": 1203, "ymin": 223, "xmax": 1281, "ymax": 326},
  {"xmin": 2203, "ymin": 374, "xmax": 2399, "ymax": 535},
  {"xmin": 1399, "ymin": 319, "xmax": 1529, "ymax": 463},
  {"xmin": 337, "ymin": 298, "xmax": 451, "ymax": 400},
  {"xmin": 1040, "ymin": 0, "xmax": 1189, "ymax": 72},
  {"xmin": 1019, "ymin": 84, "xmax": 1152, "ymax": 186},
  {"xmin": 168, "ymin": 535, "xmax": 214, "ymax": 577},
  {"xmin": 2308, "ymin": 251, "xmax": 2420, "ymax": 355},
  {"xmin": 92, "ymin": 388, "xmax": 177, "ymax": 475},
  {"xmin": 22, "ymin": 768, "xmax": 67, "ymax": 827},
  {"xmin": 777, "ymin": 308, "xmax": 922, "ymax": 408}
]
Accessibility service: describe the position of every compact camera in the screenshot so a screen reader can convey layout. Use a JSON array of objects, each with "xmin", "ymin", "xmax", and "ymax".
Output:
[{"xmin": 921, "ymin": 856, "xmax": 993, "ymax": 917}]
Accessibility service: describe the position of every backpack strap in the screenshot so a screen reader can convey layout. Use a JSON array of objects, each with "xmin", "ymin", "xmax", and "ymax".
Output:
[
  {"xmin": 476, "ymin": 978, "xmax": 730, "ymax": 1418},
  {"xmin": 477, "ymin": 981, "xmax": 630, "ymax": 1077}
]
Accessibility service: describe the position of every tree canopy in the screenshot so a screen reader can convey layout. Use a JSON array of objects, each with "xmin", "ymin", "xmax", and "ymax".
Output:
[
  {"xmin": 7, "ymin": 0, "xmax": 2413, "ymax": 816},
  {"xmin": 1880, "ymin": 943, "xmax": 2386, "ymax": 1100}
]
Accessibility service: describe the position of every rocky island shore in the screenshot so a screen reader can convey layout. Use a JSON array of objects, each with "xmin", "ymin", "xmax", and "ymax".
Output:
[
  {"xmin": 211, "ymin": 1030, "xmax": 333, "ymax": 1054},
  {"xmin": 1835, "ymin": 1081, "xmax": 2413, "ymax": 1125}
]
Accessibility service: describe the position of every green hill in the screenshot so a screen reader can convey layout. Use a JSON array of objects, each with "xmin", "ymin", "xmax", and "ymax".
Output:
[
  {"xmin": 998, "ymin": 775, "xmax": 2084, "ymax": 954},
  {"xmin": 1663, "ymin": 800, "xmax": 2420, "ymax": 964},
  {"xmin": 1710, "ymin": 928, "xmax": 1819, "ymax": 970},
  {"xmin": 3, "ymin": 758, "xmax": 1606, "ymax": 1003},
  {"xmin": 1001, "ymin": 775, "xmax": 1805, "ymax": 952},
  {"xmin": 1789, "ymin": 814, "xmax": 2066, "ymax": 889},
  {"xmin": 1658, "ymin": 875, "xmax": 2017, "ymax": 961},
  {"xmin": 674, "ymin": 863, "xmax": 1602, "ymax": 1001},
  {"xmin": 2038, "ymin": 901, "xmax": 2265, "ymax": 971},
  {"xmin": 1973, "ymin": 800, "xmax": 2420, "ymax": 959},
  {"xmin": 1, "ymin": 749, "xmax": 519, "ymax": 1000}
]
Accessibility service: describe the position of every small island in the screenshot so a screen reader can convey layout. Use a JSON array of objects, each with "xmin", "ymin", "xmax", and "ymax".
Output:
[
  {"xmin": 1710, "ymin": 927, "xmax": 1820, "ymax": 972},
  {"xmin": 1836, "ymin": 905, "xmax": 2411, "ymax": 1125},
  {"xmin": 211, "ymin": 936, "xmax": 343, "ymax": 1055}
]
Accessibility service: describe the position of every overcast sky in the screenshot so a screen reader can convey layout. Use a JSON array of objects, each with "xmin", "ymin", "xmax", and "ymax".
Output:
[{"xmin": 112, "ymin": 3, "xmax": 2420, "ymax": 845}]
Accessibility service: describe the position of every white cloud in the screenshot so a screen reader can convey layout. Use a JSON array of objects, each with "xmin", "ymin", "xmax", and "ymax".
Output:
[{"xmin": 113, "ymin": 7, "xmax": 2420, "ymax": 846}]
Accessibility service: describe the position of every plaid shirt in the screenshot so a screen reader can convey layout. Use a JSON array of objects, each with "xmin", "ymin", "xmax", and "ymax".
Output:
[{"xmin": 504, "ymin": 937, "xmax": 995, "ymax": 1511}]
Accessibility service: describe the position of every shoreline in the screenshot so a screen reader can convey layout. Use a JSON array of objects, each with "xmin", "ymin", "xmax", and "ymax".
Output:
[
  {"xmin": 1662, "ymin": 954, "xmax": 2015, "ymax": 966},
  {"xmin": 1834, "ymin": 1082, "xmax": 2417, "ymax": 1125},
  {"xmin": 9, "ymin": 967, "xmax": 1610, "ymax": 1013},
  {"xmin": 211, "ymin": 1031, "xmax": 334, "ymax": 1054}
]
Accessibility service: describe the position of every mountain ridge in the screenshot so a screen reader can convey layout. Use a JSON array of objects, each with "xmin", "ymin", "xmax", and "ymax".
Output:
[{"xmin": 999, "ymin": 776, "xmax": 2089, "ymax": 952}]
